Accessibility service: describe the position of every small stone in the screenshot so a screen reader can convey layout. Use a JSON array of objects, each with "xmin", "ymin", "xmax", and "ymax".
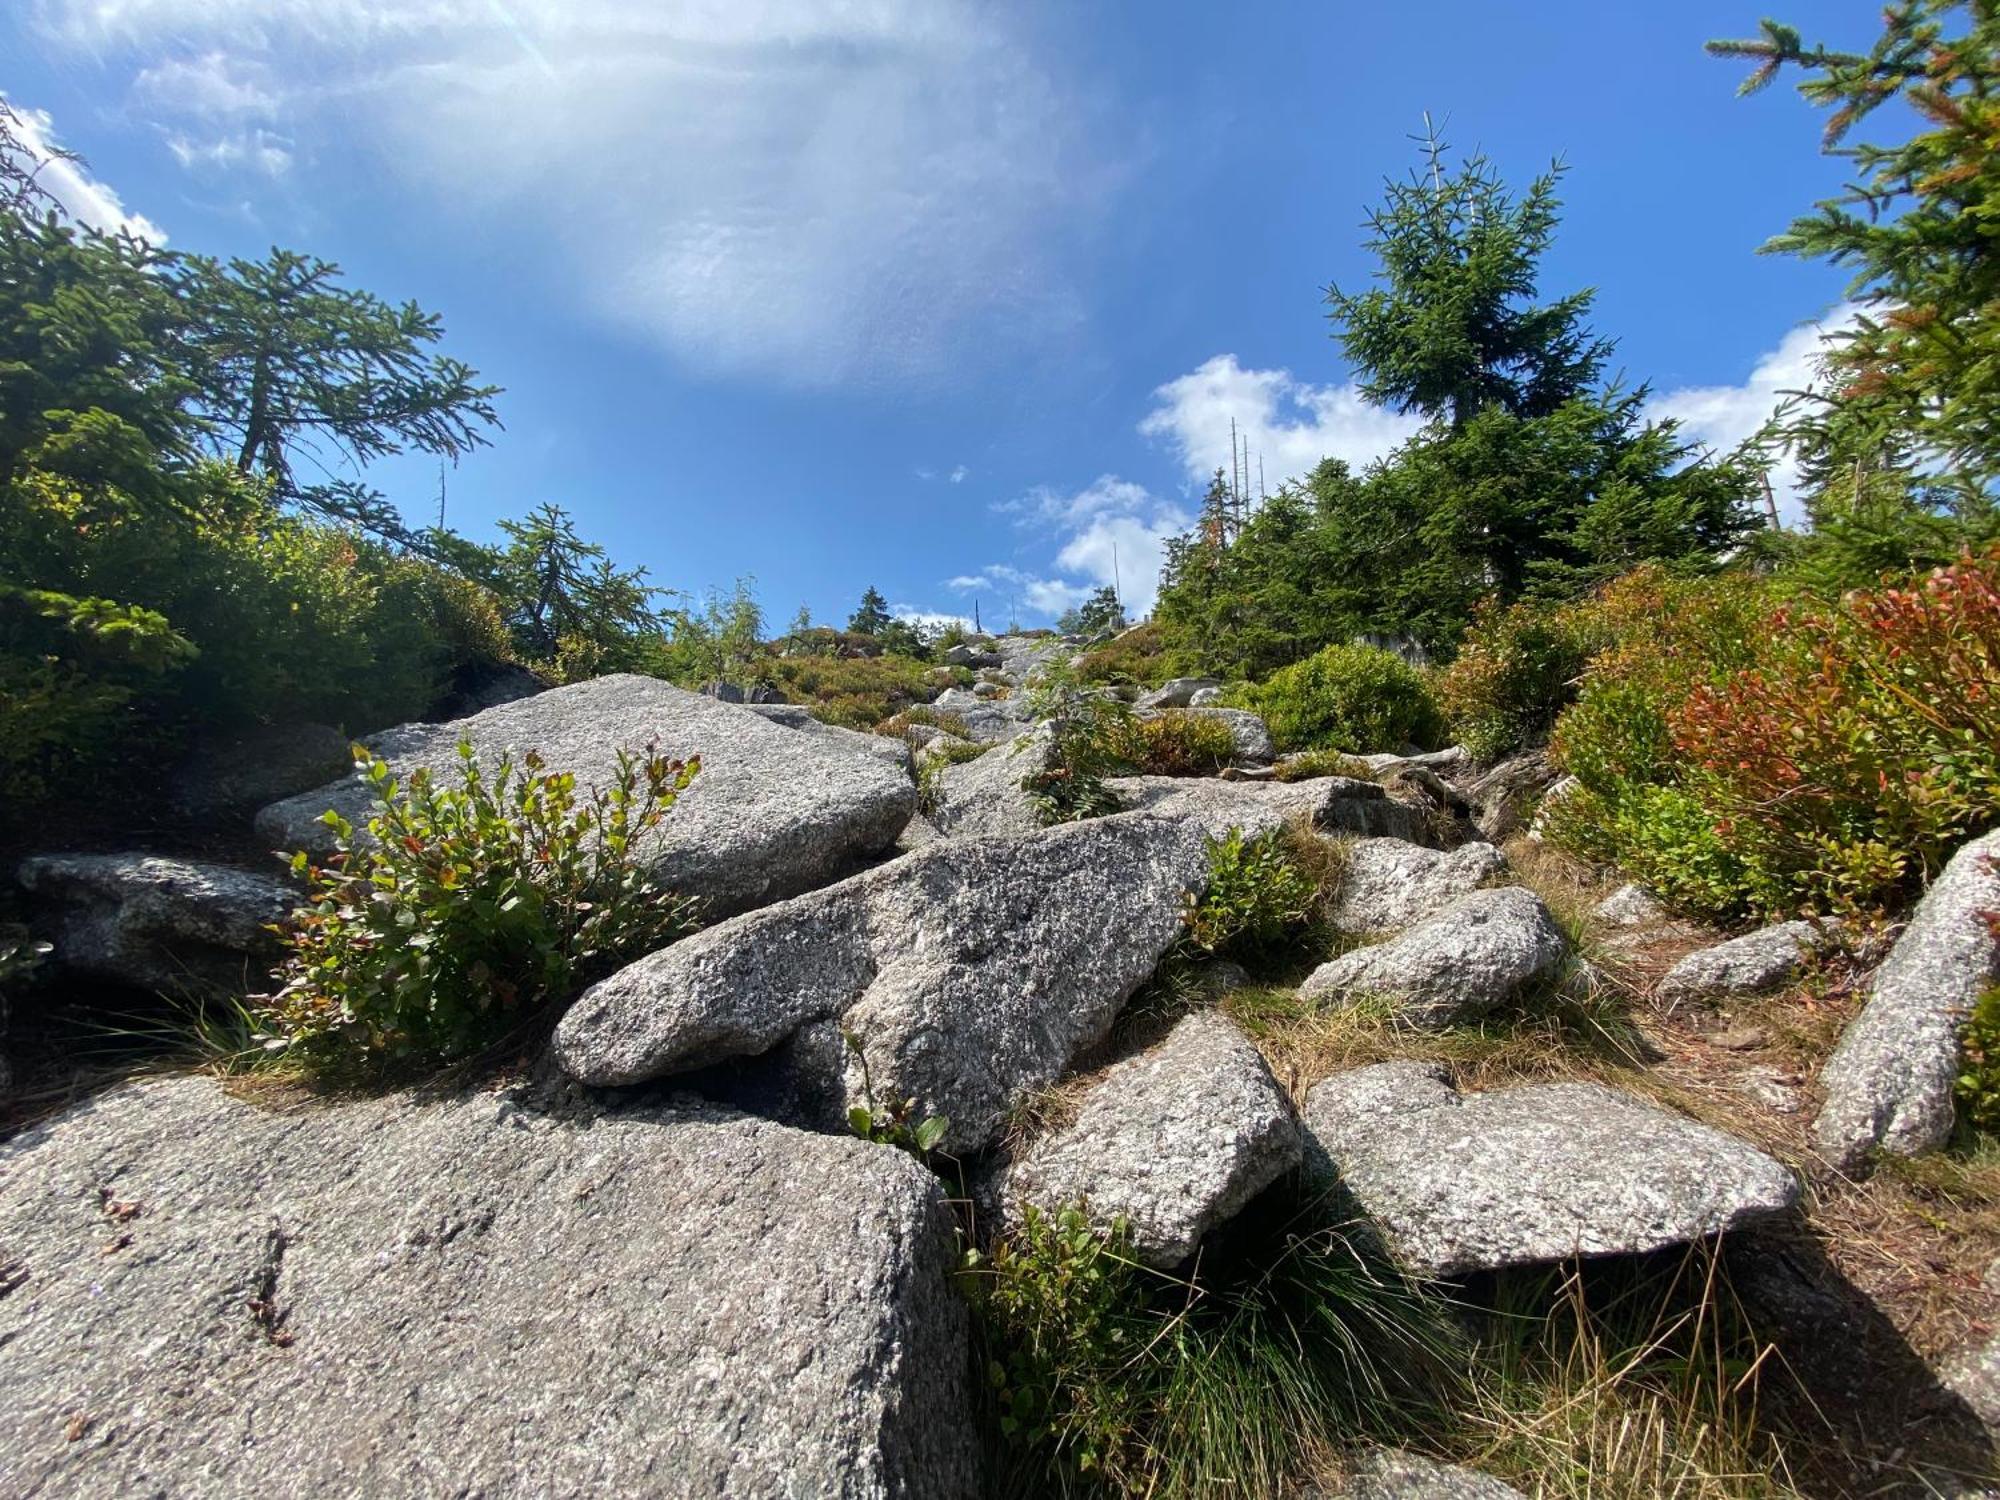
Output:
[
  {"xmin": 1329, "ymin": 838, "xmax": 1508, "ymax": 937},
  {"xmin": 1657, "ymin": 921, "xmax": 1830, "ymax": 1009},
  {"xmin": 1324, "ymin": 1449, "xmax": 1527, "ymax": 1499},
  {"xmin": 1000, "ymin": 1012, "xmax": 1301, "ymax": 1268},
  {"xmin": 1733, "ymin": 1065, "xmax": 1802, "ymax": 1115},
  {"xmin": 1706, "ymin": 1025, "xmax": 1769, "ymax": 1051},
  {"xmin": 1301, "ymin": 887, "xmax": 1569, "ymax": 1029},
  {"xmin": 1302, "ymin": 1064, "xmax": 1800, "ymax": 1277},
  {"xmin": 1135, "ymin": 677, "xmax": 1222, "ymax": 710},
  {"xmin": 1595, "ymin": 883, "xmax": 1669, "ymax": 928}
]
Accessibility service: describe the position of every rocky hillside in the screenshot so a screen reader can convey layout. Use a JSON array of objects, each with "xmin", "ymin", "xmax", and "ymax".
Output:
[{"xmin": 1, "ymin": 637, "xmax": 1996, "ymax": 1498}]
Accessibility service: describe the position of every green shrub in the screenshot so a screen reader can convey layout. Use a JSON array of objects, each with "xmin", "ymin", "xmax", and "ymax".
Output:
[
  {"xmin": 0, "ymin": 462, "xmax": 514, "ymax": 810},
  {"xmin": 965, "ymin": 1198, "xmax": 1457, "ymax": 1499},
  {"xmin": 1183, "ymin": 829, "xmax": 1318, "ymax": 959},
  {"xmin": 914, "ymin": 737, "xmax": 990, "ymax": 816},
  {"xmin": 768, "ymin": 650, "xmax": 937, "ymax": 729},
  {"xmin": 1075, "ymin": 620, "xmax": 1171, "ymax": 689},
  {"xmin": 1552, "ymin": 553, "xmax": 2000, "ymax": 918},
  {"xmin": 0, "ymin": 585, "xmax": 195, "ymax": 804},
  {"xmin": 1104, "ymin": 710, "xmax": 1237, "ymax": 777},
  {"xmin": 1957, "ymin": 985, "xmax": 2000, "ymax": 1137},
  {"xmin": 1436, "ymin": 596, "xmax": 1610, "ymax": 762},
  {"xmin": 1273, "ymin": 748, "xmax": 1377, "ymax": 783},
  {"xmin": 1020, "ymin": 663, "xmax": 1131, "ymax": 824},
  {"xmin": 1235, "ymin": 643, "xmax": 1442, "ymax": 755},
  {"xmin": 262, "ymin": 741, "xmax": 700, "ymax": 1076}
]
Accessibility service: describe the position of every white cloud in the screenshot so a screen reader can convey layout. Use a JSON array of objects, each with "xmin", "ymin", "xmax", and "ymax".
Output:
[
  {"xmin": 133, "ymin": 52, "xmax": 277, "ymax": 118},
  {"xmin": 1139, "ymin": 354, "xmax": 1423, "ymax": 489},
  {"xmin": 948, "ymin": 464, "xmax": 969, "ymax": 484},
  {"xmin": 963, "ymin": 473, "xmax": 1191, "ymax": 620},
  {"xmin": 1650, "ymin": 306, "xmax": 1857, "ymax": 522},
  {"xmin": 2, "ymin": 101, "xmax": 165, "ymax": 241},
  {"xmin": 165, "ymin": 129, "xmax": 293, "ymax": 176},
  {"xmin": 38, "ymin": 0, "xmax": 1106, "ymax": 386}
]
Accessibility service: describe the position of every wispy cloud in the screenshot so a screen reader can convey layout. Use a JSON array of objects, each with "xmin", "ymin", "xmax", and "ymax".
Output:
[
  {"xmin": 37, "ymin": 0, "xmax": 1109, "ymax": 387},
  {"xmin": 1649, "ymin": 306, "xmax": 1855, "ymax": 522},
  {"xmin": 1, "ymin": 100, "xmax": 165, "ymax": 241},
  {"xmin": 1139, "ymin": 354, "xmax": 1423, "ymax": 489},
  {"xmin": 962, "ymin": 473, "xmax": 1191, "ymax": 620}
]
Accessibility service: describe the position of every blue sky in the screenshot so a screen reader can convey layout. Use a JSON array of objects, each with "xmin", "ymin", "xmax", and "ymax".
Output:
[{"xmin": 5, "ymin": 1, "xmax": 1868, "ymax": 629}]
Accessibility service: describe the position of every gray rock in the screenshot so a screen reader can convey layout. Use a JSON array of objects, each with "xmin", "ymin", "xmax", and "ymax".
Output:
[
  {"xmin": 928, "ymin": 688, "xmax": 1028, "ymax": 743},
  {"xmin": 700, "ymin": 679, "xmax": 746, "ymax": 703},
  {"xmin": 1526, "ymin": 774, "xmax": 1580, "ymax": 841},
  {"xmin": 1657, "ymin": 920, "xmax": 1829, "ymax": 1009},
  {"xmin": 555, "ymin": 812, "xmax": 1212, "ymax": 1151},
  {"xmin": 1327, "ymin": 1449, "xmax": 1527, "ymax": 1499},
  {"xmin": 1147, "ymin": 706, "xmax": 1275, "ymax": 765},
  {"xmin": 1136, "ymin": 677, "xmax": 1223, "ymax": 710},
  {"xmin": 256, "ymin": 675, "xmax": 915, "ymax": 922},
  {"xmin": 1455, "ymin": 748, "xmax": 1560, "ymax": 843},
  {"xmin": 0, "ymin": 1076, "xmax": 975, "ymax": 1499},
  {"xmin": 1303, "ymin": 1065, "xmax": 1799, "ymax": 1277},
  {"xmin": 742, "ymin": 702, "xmax": 915, "ymax": 774},
  {"xmin": 1734, "ymin": 1064, "xmax": 1803, "ymax": 1115},
  {"xmin": 987, "ymin": 633, "xmax": 1067, "ymax": 682},
  {"xmin": 1330, "ymin": 838, "xmax": 1508, "ymax": 937},
  {"xmin": 1001, "ymin": 1012, "xmax": 1301, "ymax": 1268},
  {"xmin": 942, "ymin": 643, "xmax": 1002, "ymax": 669},
  {"xmin": 433, "ymin": 662, "xmax": 546, "ymax": 720},
  {"xmin": 1942, "ymin": 1332, "xmax": 2000, "ymax": 1443},
  {"xmin": 1352, "ymin": 747, "xmax": 1471, "ymax": 779},
  {"xmin": 927, "ymin": 727, "xmax": 1052, "ymax": 839},
  {"xmin": 1188, "ymin": 686, "xmax": 1224, "ymax": 707},
  {"xmin": 1595, "ymin": 883, "xmax": 1670, "ymax": 928},
  {"xmin": 1815, "ymin": 829, "xmax": 2000, "ymax": 1169},
  {"xmin": 971, "ymin": 679, "xmax": 1004, "ymax": 699},
  {"xmin": 14, "ymin": 854, "xmax": 295, "ymax": 994},
  {"xmin": 1300, "ymin": 887, "xmax": 1569, "ymax": 1028},
  {"xmin": 1108, "ymin": 774, "xmax": 1432, "ymax": 845},
  {"xmin": 167, "ymin": 721, "xmax": 354, "ymax": 822}
]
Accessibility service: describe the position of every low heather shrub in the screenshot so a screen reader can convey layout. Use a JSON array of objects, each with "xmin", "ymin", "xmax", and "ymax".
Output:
[
  {"xmin": 1182, "ymin": 829, "xmax": 1318, "ymax": 960},
  {"xmin": 1552, "ymin": 551, "xmax": 2000, "ymax": 918},
  {"xmin": 1436, "ymin": 596, "xmax": 1610, "ymax": 763},
  {"xmin": 262, "ymin": 741, "xmax": 700, "ymax": 1075},
  {"xmin": 1235, "ymin": 643, "xmax": 1442, "ymax": 755},
  {"xmin": 1105, "ymin": 710, "xmax": 1238, "ymax": 777}
]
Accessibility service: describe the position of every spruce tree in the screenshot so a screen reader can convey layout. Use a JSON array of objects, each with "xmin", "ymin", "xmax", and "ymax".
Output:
[
  {"xmin": 1326, "ymin": 126, "xmax": 1613, "ymax": 428},
  {"xmin": 175, "ymin": 248, "xmax": 500, "ymax": 539},
  {"xmin": 1711, "ymin": 6, "xmax": 2000, "ymax": 495},
  {"xmin": 848, "ymin": 586, "xmax": 892, "ymax": 636}
]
